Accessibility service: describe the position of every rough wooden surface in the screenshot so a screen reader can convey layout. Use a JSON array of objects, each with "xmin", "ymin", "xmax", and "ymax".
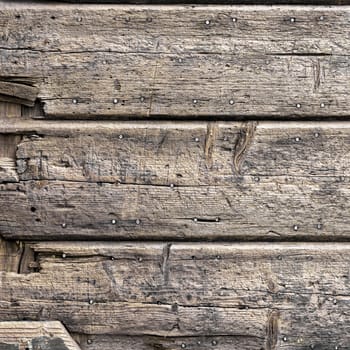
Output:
[
  {"xmin": 0, "ymin": 242, "xmax": 349, "ymax": 349},
  {"xmin": 1, "ymin": 4, "xmax": 350, "ymax": 118},
  {"xmin": 72, "ymin": 334, "xmax": 266, "ymax": 350},
  {"xmin": 43, "ymin": 0, "xmax": 350, "ymax": 3},
  {"xmin": 1, "ymin": 119, "xmax": 350, "ymax": 240},
  {"xmin": 0, "ymin": 321, "xmax": 81, "ymax": 350},
  {"xmin": 0, "ymin": 103, "xmax": 22, "ymax": 182}
]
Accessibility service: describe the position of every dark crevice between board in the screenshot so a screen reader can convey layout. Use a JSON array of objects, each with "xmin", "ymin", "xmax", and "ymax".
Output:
[
  {"xmin": 11, "ymin": 0, "xmax": 350, "ymax": 4},
  {"xmin": 0, "ymin": 235, "xmax": 39, "ymax": 273},
  {"xmin": 35, "ymin": 113, "xmax": 350, "ymax": 122}
]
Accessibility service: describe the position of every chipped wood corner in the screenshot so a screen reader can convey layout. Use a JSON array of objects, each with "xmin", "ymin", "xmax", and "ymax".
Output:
[
  {"xmin": 0, "ymin": 321, "xmax": 81, "ymax": 350},
  {"xmin": 0, "ymin": 78, "xmax": 40, "ymax": 108}
]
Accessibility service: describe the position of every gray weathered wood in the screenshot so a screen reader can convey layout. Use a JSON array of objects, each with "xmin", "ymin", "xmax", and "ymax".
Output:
[
  {"xmin": 1, "ymin": 242, "xmax": 350, "ymax": 349},
  {"xmin": 1, "ymin": 119, "xmax": 349, "ymax": 183},
  {"xmin": 42, "ymin": 0, "xmax": 350, "ymax": 3},
  {"xmin": 72, "ymin": 334, "xmax": 265, "ymax": 350},
  {"xmin": 0, "ymin": 103, "xmax": 22, "ymax": 182},
  {"xmin": 0, "ymin": 321, "xmax": 81, "ymax": 350},
  {"xmin": 1, "ymin": 119, "xmax": 350, "ymax": 240},
  {"xmin": 0, "ymin": 80, "xmax": 39, "ymax": 107},
  {"xmin": 1, "ymin": 4, "xmax": 350, "ymax": 117}
]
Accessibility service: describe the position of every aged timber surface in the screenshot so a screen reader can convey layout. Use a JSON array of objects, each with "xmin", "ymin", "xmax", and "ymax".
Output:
[
  {"xmin": 0, "ymin": 321, "xmax": 81, "ymax": 350},
  {"xmin": 35, "ymin": 0, "xmax": 350, "ymax": 4},
  {"xmin": 1, "ymin": 4, "xmax": 350, "ymax": 118},
  {"xmin": 1, "ymin": 119, "xmax": 350, "ymax": 240},
  {"xmin": 0, "ymin": 241, "xmax": 349, "ymax": 350}
]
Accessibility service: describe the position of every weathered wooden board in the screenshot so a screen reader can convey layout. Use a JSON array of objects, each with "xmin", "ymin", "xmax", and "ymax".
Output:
[
  {"xmin": 1, "ymin": 242, "xmax": 350, "ymax": 350},
  {"xmin": 1, "ymin": 119, "xmax": 350, "ymax": 240},
  {"xmin": 72, "ymin": 334, "xmax": 265, "ymax": 350},
  {"xmin": 0, "ymin": 321, "xmax": 81, "ymax": 350},
  {"xmin": 2, "ymin": 119, "xmax": 350, "ymax": 183},
  {"xmin": 49, "ymin": 0, "xmax": 350, "ymax": 4},
  {"xmin": 1, "ymin": 4, "xmax": 350, "ymax": 118}
]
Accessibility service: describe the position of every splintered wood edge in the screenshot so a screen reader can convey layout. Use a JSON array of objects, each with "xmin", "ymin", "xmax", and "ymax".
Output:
[{"xmin": 0, "ymin": 321, "xmax": 81, "ymax": 350}]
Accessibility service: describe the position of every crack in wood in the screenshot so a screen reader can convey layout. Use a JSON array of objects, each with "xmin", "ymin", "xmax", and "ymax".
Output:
[
  {"xmin": 204, "ymin": 122, "xmax": 218, "ymax": 169},
  {"xmin": 232, "ymin": 121, "xmax": 257, "ymax": 175},
  {"xmin": 161, "ymin": 243, "xmax": 172, "ymax": 284},
  {"xmin": 266, "ymin": 311, "xmax": 279, "ymax": 350}
]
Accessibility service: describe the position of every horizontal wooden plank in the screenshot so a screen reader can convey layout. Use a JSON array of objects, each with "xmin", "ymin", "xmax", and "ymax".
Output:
[
  {"xmin": 1, "ymin": 242, "xmax": 350, "ymax": 349},
  {"xmin": 0, "ymin": 321, "xmax": 81, "ymax": 350},
  {"xmin": 1, "ymin": 119, "xmax": 350, "ymax": 240},
  {"xmin": 72, "ymin": 334, "xmax": 265, "ymax": 350},
  {"xmin": 2, "ymin": 119, "xmax": 349, "ymax": 183},
  {"xmin": 1, "ymin": 4, "xmax": 350, "ymax": 117},
  {"xmin": 42, "ymin": 0, "xmax": 350, "ymax": 3}
]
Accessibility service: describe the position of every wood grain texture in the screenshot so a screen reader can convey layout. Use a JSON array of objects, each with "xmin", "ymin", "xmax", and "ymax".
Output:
[
  {"xmin": 72, "ymin": 334, "xmax": 265, "ymax": 350},
  {"xmin": 0, "ymin": 103, "xmax": 22, "ymax": 182},
  {"xmin": 41, "ymin": 0, "xmax": 350, "ymax": 3},
  {"xmin": 1, "ymin": 242, "xmax": 350, "ymax": 350},
  {"xmin": 0, "ymin": 321, "xmax": 81, "ymax": 350},
  {"xmin": 1, "ymin": 4, "xmax": 350, "ymax": 118},
  {"xmin": 1, "ymin": 119, "xmax": 350, "ymax": 240}
]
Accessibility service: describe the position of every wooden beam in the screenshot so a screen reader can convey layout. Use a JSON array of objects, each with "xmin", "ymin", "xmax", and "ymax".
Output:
[
  {"xmin": 0, "ymin": 321, "xmax": 81, "ymax": 350},
  {"xmin": 1, "ymin": 119, "xmax": 350, "ymax": 240},
  {"xmin": 1, "ymin": 242, "xmax": 350, "ymax": 349},
  {"xmin": 0, "ymin": 4, "xmax": 350, "ymax": 118},
  {"xmin": 72, "ymin": 334, "xmax": 266, "ymax": 350}
]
